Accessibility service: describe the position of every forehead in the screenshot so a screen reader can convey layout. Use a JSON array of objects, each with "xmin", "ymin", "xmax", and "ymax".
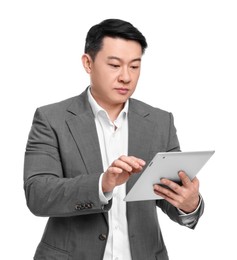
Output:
[{"xmin": 99, "ymin": 36, "xmax": 142, "ymax": 60}]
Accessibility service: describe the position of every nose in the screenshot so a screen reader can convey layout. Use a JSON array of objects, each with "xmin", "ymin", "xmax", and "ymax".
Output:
[{"xmin": 118, "ymin": 67, "xmax": 131, "ymax": 84}]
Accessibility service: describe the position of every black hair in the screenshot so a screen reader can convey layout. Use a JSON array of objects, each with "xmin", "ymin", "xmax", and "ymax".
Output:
[{"xmin": 84, "ymin": 18, "xmax": 148, "ymax": 60}]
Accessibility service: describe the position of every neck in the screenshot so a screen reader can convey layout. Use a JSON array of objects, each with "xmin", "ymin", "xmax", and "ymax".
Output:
[
  {"xmin": 101, "ymin": 103, "xmax": 124, "ymax": 122},
  {"xmin": 89, "ymin": 87, "xmax": 126, "ymax": 122}
]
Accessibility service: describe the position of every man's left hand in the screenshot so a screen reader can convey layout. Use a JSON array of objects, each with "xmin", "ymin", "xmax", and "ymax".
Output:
[{"xmin": 153, "ymin": 171, "xmax": 200, "ymax": 213}]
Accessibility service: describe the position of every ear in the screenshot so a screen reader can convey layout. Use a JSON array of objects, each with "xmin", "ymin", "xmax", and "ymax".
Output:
[{"xmin": 81, "ymin": 54, "xmax": 92, "ymax": 74}]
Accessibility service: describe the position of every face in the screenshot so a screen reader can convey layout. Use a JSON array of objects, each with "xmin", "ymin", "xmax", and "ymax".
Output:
[{"xmin": 82, "ymin": 37, "xmax": 142, "ymax": 111}]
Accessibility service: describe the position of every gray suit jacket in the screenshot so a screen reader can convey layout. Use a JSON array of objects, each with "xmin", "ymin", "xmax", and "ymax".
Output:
[{"xmin": 24, "ymin": 88, "xmax": 204, "ymax": 260}]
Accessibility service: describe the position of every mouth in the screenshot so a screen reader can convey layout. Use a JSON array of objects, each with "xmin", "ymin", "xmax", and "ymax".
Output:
[{"xmin": 115, "ymin": 87, "xmax": 129, "ymax": 95}]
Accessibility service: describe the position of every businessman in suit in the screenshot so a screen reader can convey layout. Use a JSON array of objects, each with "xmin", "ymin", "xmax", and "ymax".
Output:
[{"xmin": 24, "ymin": 19, "xmax": 204, "ymax": 260}]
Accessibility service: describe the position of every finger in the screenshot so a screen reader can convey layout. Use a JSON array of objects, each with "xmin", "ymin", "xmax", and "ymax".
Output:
[
  {"xmin": 122, "ymin": 155, "xmax": 146, "ymax": 167},
  {"xmin": 160, "ymin": 178, "xmax": 181, "ymax": 194},
  {"xmin": 113, "ymin": 159, "xmax": 133, "ymax": 172},
  {"xmin": 119, "ymin": 155, "xmax": 146, "ymax": 170},
  {"xmin": 192, "ymin": 177, "xmax": 200, "ymax": 188},
  {"xmin": 178, "ymin": 171, "xmax": 192, "ymax": 187},
  {"xmin": 154, "ymin": 186, "xmax": 180, "ymax": 208},
  {"xmin": 134, "ymin": 157, "xmax": 146, "ymax": 166},
  {"xmin": 153, "ymin": 183, "xmax": 180, "ymax": 201},
  {"xmin": 107, "ymin": 166, "xmax": 123, "ymax": 174}
]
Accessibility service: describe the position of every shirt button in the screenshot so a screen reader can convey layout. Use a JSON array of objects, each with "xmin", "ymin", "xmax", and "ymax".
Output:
[{"xmin": 99, "ymin": 234, "xmax": 107, "ymax": 241}]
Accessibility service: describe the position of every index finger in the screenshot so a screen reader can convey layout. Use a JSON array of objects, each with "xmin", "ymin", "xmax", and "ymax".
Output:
[{"xmin": 119, "ymin": 155, "xmax": 146, "ymax": 169}]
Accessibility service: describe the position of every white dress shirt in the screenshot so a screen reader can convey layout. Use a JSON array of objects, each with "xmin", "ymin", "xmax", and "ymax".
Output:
[
  {"xmin": 88, "ymin": 88, "xmax": 132, "ymax": 260},
  {"xmin": 87, "ymin": 88, "xmax": 202, "ymax": 260}
]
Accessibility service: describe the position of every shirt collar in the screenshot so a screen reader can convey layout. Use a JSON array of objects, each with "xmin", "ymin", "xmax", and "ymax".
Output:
[{"xmin": 87, "ymin": 87, "xmax": 129, "ymax": 121}]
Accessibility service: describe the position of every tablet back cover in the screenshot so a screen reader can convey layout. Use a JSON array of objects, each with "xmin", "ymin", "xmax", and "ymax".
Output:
[{"xmin": 124, "ymin": 150, "xmax": 215, "ymax": 202}]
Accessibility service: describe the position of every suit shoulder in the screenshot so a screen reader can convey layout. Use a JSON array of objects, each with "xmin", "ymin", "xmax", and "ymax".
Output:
[
  {"xmin": 38, "ymin": 96, "xmax": 78, "ymax": 114},
  {"xmin": 31, "ymin": 96, "xmax": 80, "ymax": 127},
  {"xmin": 129, "ymin": 98, "xmax": 171, "ymax": 118}
]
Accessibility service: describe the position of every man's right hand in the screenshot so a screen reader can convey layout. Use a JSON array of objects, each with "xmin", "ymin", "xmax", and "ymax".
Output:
[{"xmin": 102, "ymin": 155, "xmax": 146, "ymax": 193}]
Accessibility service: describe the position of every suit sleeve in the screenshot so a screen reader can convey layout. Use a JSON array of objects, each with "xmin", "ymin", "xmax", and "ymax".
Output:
[
  {"xmin": 24, "ymin": 108, "xmax": 111, "ymax": 217},
  {"xmin": 166, "ymin": 112, "xmax": 181, "ymax": 152},
  {"xmin": 156, "ymin": 112, "xmax": 204, "ymax": 229}
]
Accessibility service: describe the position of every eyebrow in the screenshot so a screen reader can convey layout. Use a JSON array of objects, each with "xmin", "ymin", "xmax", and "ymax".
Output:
[{"xmin": 107, "ymin": 56, "xmax": 141, "ymax": 63}]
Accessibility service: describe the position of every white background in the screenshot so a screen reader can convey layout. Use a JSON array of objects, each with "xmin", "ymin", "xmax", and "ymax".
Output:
[{"xmin": 1, "ymin": 1, "xmax": 236, "ymax": 259}]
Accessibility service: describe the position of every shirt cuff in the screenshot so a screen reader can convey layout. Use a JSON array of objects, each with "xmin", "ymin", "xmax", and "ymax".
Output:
[
  {"xmin": 178, "ymin": 194, "xmax": 202, "ymax": 215},
  {"xmin": 177, "ymin": 195, "xmax": 203, "ymax": 227},
  {"xmin": 98, "ymin": 173, "xmax": 113, "ymax": 205}
]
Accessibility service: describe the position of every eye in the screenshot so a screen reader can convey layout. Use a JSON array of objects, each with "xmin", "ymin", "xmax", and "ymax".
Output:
[
  {"xmin": 130, "ymin": 65, "xmax": 139, "ymax": 69},
  {"xmin": 109, "ymin": 64, "xmax": 120, "ymax": 68}
]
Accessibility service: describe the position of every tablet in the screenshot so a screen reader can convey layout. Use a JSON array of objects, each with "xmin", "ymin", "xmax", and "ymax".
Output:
[{"xmin": 124, "ymin": 150, "xmax": 215, "ymax": 202}]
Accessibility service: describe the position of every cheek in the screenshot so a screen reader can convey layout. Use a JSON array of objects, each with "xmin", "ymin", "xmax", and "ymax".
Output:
[
  {"xmin": 91, "ymin": 70, "xmax": 106, "ymax": 85},
  {"xmin": 131, "ymin": 68, "xmax": 140, "ymax": 79},
  {"xmin": 94, "ymin": 67, "xmax": 116, "ymax": 83},
  {"xmin": 131, "ymin": 74, "xmax": 140, "ymax": 87},
  {"xmin": 129, "ymin": 87, "xmax": 136, "ymax": 97}
]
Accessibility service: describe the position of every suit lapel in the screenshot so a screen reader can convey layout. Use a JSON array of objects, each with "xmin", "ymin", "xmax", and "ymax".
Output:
[
  {"xmin": 126, "ymin": 101, "xmax": 157, "ymax": 225},
  {"xmin": 65, "ymin": 89, "xmax": 104, "ymax": 176},
  {"xmin": 66, "ymin": 113, "xmax": 104, "ymax": 175},
  {"xmin": 126, "ymin": 102, "xmax": 156, "ymax": 193}
]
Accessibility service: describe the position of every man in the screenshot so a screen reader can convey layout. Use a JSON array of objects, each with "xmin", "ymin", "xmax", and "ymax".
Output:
[{"xmin": 24, "ymin": 19, "xmax": 204, "ymax": 260}]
